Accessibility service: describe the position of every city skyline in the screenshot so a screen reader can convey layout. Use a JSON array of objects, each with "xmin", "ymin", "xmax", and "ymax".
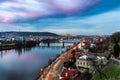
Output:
[{"xmin": 0, "ymin": 0, "xmax": 120, "ymax": 35}]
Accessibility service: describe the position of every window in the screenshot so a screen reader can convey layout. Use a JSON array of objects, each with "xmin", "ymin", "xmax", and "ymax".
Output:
[
  {"xmin": 87, "ymin": 63, "xmax": 89, "ymax": 66},
  {"xmin": 77, "ymin": 61, "xmax": 79, "ymax": 64},
  {"xmin": 83, "ymin": 62, "xmax": 85, "ymax": 65},
  {"xmin": 80, "ymin": 62, "xmax": 82, "ymax": 65}
]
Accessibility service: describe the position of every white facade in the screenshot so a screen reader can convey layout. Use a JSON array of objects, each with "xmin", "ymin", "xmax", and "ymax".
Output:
[
  {"xmin": 76, "ymin": 59, "xmax": 92, "ymax": 68},
  {"xmin": 78, "ymin": 42, "xmax": 83, "ymax": 49},
  {"xmin": 96, "ymin": 56, "xmax": 108, "ymax": 65}
]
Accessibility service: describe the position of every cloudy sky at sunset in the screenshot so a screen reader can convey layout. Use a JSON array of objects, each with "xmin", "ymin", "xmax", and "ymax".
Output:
[{"xmin": 0, "ymin": 0, "xmax": 120, "ymax": 35}]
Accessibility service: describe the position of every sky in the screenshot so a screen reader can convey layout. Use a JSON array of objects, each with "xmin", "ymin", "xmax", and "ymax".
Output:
[{"xmin": 0, "ymin": 0, "xmax": 120, "ymax": 35}]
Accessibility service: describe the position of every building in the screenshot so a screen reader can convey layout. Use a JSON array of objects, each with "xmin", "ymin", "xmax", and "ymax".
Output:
[
  {"xmin": 96, "ymin": 56, "xmax": 108, "ymax": 65},
  {"xmin": 60, "ymin": 69, "xmax": 80, "ymax": 80},
  {"xmin": 76, "ymin": 53, "xmax": 95, "ymax": 70},
  {"xmin": 78, "ymin": 38, "xmax": 90, "ymax": 51},
  {"xmin": 76, "ymin": 57, "xmax": 92, "ymax": 69}
]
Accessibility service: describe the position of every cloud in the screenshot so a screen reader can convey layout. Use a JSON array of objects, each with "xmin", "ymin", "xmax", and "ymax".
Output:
[
  {"xmin": 78, "ymin": 10, "xmax": 120, "ymax": 35},
  {"xmin": 1, "ymin": 9, "xmax": 120, "ymax": 35},
  {"xmin": 0, "ymin": 0, "xmax": 99, "ymax": 23},
  {"xmin": 0, "ymin": 24, "xmax": 37, "ymax": 32},
  {"xmin": 80, "ymin": 10, "xmax": 120, "ymax": 25},
  {"xmin": 36, "ymin": 9, "xmax": 120, "ymax": 35}
]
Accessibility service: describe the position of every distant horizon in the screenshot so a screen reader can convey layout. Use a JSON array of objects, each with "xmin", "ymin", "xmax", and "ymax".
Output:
[{"xmin": 0, "ymin": 31, "xmax": 116, "ymax": 36}]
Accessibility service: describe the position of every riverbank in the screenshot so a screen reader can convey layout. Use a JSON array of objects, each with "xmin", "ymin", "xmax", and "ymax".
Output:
[
  {"xmin": 38, "ymin": 42, "xmax": 79, "ymax": 80},
  {"xmin": 0, "ymin": 41, "xmax": 39, "ymax": 51}
]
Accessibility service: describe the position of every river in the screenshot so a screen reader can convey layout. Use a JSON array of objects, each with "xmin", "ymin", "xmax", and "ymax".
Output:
[{"xmin": 0, "ymin": 42, "xmax": 73, "ymax": 80}]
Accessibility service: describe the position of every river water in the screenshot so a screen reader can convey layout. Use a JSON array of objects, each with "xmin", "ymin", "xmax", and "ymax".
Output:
[{"xmin": 0, "ymin": 43, "xmax": 73, "ymax": 80}]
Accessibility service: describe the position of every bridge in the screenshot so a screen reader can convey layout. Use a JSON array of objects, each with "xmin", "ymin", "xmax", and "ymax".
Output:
[
  {"xmin": 38, "ymin": 42, "xmax": 74, "ymax": 48},
  {"xmin": 38, "ymin": 39, "xmax": 79, "ymax": 48}
]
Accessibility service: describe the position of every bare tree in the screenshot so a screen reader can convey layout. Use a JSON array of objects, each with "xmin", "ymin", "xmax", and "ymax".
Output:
[{"xmin": 92, "ymin": 60, "xmax": 108, "ymax": 80}]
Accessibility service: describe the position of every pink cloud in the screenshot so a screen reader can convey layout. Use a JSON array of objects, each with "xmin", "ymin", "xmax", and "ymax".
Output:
[
  {"xmin": 0, "ymin": 0, "xmax": 100, "ymax": 23},
  {"xmin": 0, "ymin": 17, "xmax": 12, "ymax": 23}
]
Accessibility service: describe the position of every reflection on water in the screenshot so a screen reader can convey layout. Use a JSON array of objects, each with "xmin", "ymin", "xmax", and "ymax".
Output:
[{"xmin": 0, "ymin": 43, "xmax": 73, "ymax": 80}]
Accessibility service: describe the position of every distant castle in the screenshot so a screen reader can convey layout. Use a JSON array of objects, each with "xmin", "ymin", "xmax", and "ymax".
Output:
[{"xmin": 62, "ymin": 33, "xmax": 76, "ymax": 37}]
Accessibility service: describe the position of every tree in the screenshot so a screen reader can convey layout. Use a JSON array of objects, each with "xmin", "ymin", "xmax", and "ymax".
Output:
[
  {"xmin": 113, "ymin": 43, "xmax": 120, "ymax": 58},
  {"xmin": 111, "ymin": 32, "xmax": 120, "ymax": 58},
  {"xmin": 92, "ymin": 60, "xmax": 108, "ymax": 80},
  {"xmin": 110, "ymin": 32, "xmax": 120, "ymax": 43}
]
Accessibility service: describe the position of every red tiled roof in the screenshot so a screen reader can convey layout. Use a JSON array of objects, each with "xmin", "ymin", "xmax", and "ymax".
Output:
[
  {"xmin": 75, "ymin": 50, "xmax": 84, "ymax": 52},
  {"xmin": 60, "ymin": 69, "xmax": 80, "ymax": 80}
]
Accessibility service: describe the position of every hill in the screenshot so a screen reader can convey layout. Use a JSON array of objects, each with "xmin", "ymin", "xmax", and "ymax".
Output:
[{"xmin": 0, "ymin": 31, "xmax": 59, "ymax": 37}]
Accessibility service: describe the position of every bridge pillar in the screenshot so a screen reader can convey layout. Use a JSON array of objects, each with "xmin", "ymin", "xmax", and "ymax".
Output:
[
  {"xmin": 0, "ymin": 51, "xmax": 3, "ymax": 58},
  {"xmin": 62, "ymin": 42, "xmax": 65, "ymax": 48},
  {"xmin": 47, "ymin": 42, "xmax": 50, "ymax": 47}
]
